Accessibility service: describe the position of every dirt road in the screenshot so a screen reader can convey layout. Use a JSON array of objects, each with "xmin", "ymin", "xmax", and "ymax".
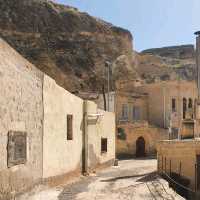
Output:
[{"xmin": 18, "ymin": 158, "xmax": 185, "ymax": 200}]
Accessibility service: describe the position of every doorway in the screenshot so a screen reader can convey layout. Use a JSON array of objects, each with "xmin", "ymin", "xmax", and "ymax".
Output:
[
  {"xmin": 136, "ymin": 137, "xmax": 145, "ymax": 157},
  {"xmin": 196, "ymin": 155, "xmax": 200, "ymax": 190}
]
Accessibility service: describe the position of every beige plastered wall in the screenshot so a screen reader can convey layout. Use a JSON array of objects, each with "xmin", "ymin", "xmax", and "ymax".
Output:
[
  {"xmin": 0, "ymin": 39, "xmax": 43, "ymax": 195},
  {"xmin": 43, "ymin": 75, "xmax": 84, "ymax": 178},
  {"xmin": 86, "ymin": 101, "xmax": 115, "ymax": 171}
]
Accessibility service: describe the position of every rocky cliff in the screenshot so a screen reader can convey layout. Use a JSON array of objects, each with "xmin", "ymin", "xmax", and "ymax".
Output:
[
  {"xmin": 0, "ymin": 0, "xmax": 196, "ymax": 93},
  {"xmin": 142, "ymin": 45, "xmax": 195, "ymax": 59},
  {"xmin": 0, "ymin": 0, "xmax": 138, "ymax": 93},
  {"xmin": 138, "ymin": 45, "xmax": 196, "ymax": 83}
]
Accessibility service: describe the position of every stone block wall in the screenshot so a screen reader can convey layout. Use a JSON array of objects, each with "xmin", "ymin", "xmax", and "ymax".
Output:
[
  {"xmin": 117, "ymin": 124, "xmax": 168, "ymax": 157},
  {"xmin": 0, "ymin": 39, "xmax": 43, "ymax": 197},
  {"xmin": 157, "ymin": 140, "xmax": 200, "ymax": 190}
]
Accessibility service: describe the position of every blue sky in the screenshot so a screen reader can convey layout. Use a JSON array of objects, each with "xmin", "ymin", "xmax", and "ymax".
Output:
[{"xmin": 56, "ymin": 0, "xmax": 200, "ymax": 51}]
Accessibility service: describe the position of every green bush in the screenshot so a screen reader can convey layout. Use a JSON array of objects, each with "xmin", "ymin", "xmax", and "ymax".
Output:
[{"xmin": 117, "ymin": 128, "xmax": 126, "ymax": 140}]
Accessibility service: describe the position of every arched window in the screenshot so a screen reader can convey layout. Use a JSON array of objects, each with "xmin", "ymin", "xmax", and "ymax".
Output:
[{"xmin": 183, "ymin": 98, "xmax": 187, "ymax": 119}]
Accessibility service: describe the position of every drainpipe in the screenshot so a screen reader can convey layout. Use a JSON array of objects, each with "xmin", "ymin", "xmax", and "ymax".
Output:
[{"xmin": 82, "ymin": 100, "xmax": 88, "ymax": 174}]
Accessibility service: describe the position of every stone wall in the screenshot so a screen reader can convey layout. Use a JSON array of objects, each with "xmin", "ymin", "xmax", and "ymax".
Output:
[
  {"xmin": 138, "ymin": 80, "xmax": 197, "ymax": 128},
  {"xmin": 117, "ymin": 123, "xmax": 168, "ymax": 157},
  {"xmin": 157, "ymin": 140, "xmax": 200, "ymax": 190},
  {"xmin": 115, "ymin": 92, "xmax": 148, "ymax": 124},
  {"xmin": 0, "ymin": 39, "xmax": 43, "ymax": 197}
]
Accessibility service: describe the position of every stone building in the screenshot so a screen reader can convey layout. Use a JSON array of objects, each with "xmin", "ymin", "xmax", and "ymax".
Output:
[
  {"xmin": 97, "ymin": 79, "xmax": 197, "ymax": 158},
  {"xmin": 157, "ymin": 33, "xmax": 200, "ymax": 199},
  {"xmin": 0, "ymin": 38, "xmax": 115, "ymax": 199}
]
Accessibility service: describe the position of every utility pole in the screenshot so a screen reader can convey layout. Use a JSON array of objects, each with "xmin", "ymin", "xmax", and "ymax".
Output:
[
  {"xmin": 195, "ymin": 31, "xmax": 200, "ymax": 121},
  {"xmin": 194, "ymin": 31, "xmax": 200, "ymax": 138},
  {"xmin": 105, "ymin": 61, "xmax": 111, "ymax": 112}
]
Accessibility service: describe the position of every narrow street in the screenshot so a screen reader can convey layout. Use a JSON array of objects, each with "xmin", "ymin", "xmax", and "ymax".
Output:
[{"xmin": 18, "ymin": 158, "xmax": 184, "ymax": 200}]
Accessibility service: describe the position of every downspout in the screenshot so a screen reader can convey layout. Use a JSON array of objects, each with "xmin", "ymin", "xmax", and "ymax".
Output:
[
  {"xmin": 114, "ymin": 91, "xmax": 118, "ymax": 165},
  {"xmin": 82, "ymin": 100, "xmax": 88, "ymax": 174},
  {"xmin": 102, "ymin": 85, "xmax": 107, "ymax": 111},
  {"xmin": 41, "ymin": 74, "xmax": 45, "ymax": 180}
]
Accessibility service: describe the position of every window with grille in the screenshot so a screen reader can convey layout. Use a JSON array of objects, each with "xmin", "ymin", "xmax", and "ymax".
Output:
[
  {"xmin": 132, "ymin": 106, "xmax": 141, "ymax": 121},
  {"xmin": 67, "ymin": 114, "xmax": 73, "ymax": 140},
  {"xmin": 121, "ymin": 104, "xmax": 128, "ymax": 120},
  {"xmin": 101, "ymin": 138, "xmax": 107, "ymax": 153},
  {"xmin": 7, "ymin": 131, "xmax": 27, "ymax": 168}
]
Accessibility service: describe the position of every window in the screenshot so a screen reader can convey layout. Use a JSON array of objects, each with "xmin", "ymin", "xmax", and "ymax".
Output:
[
  {"xmin": 132, "ymin": 106, "xmax": 141, "ymax": 121},
  {"xmin": 67, "ymin": 114, "xmax": 73, "ymax": 140},
  {"xmin": 183, "ymin": 98, "xmax": 187, "ymax": 119},
  {"xmin": 188, "ymin": 98, "xmax": 193, "ymax": 109},
  {"xmin": 172, "ymin": 98, "xmax": 176, "ymax": 112},
  {"xmin": 121, "ymin": 104, "xmax": 128, "ymax": 120},
  {"xmin": 101, "ymin": 138, "xmax": 107, "ymax": 153},
  {"xmin": 7, "ymin": 131, "xmax": 27, "ymax": 168}
]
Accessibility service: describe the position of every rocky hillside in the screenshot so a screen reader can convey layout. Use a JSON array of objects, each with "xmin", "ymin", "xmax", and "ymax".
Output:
[
  {"xmin": 0, "ymin": 0, "xmax": 138, "ymax": 93},
  {"xmin": 142, "ymin": 45, "xmax": 195, "ymax": 59},
  {"xmin": 0, "ymin": 0, "xmax": 196, "ymax": 94},
  {"xmin": 137, "ymin": 45, "xmax": 196, "ymax": 83}
]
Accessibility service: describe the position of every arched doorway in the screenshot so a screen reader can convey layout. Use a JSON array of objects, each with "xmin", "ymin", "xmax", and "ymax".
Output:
[{"xmin": 136, "ymin": 137, "xmax": 145, "ymax": 157}]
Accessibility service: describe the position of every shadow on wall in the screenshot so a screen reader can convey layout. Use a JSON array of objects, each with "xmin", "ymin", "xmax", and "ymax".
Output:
[{"xmin": 88, "ymin": 144, "xmax": 100, "ymax": 171}]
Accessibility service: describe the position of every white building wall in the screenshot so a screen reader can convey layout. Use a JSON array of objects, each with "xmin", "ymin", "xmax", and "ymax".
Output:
[
  {"xmin": 86, "ymin": 101, "xmax": 115, "ymax": 170},
  {"xmin": 0, "ymin": 38, "xmax": 43, "ymax": 195},
  {"xmin": 43, "ymin": 75, "xmax": 83, "ymax": 178}
]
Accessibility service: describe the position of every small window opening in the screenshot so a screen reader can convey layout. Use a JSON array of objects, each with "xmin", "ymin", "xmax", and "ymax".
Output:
[
  {"xmin": 172, "ymin": 98, "xmax": 176, "ymax": 112},
  {"xmin": 101, "ymin": 138, "xmax": 107, "ymax": 153},
  {"xmin": 67, "ymin": 114, "xmax": 73, "ymax": 140},
  {"xmin": 188, "ymin": 98, "xmax": 193, "ymax": 109},
  {"xmin": 183, "ymin": 98, "xmax": 187, "ymax": 119}
]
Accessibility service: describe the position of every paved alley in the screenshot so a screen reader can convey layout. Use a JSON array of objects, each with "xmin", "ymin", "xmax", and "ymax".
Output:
[{"xmin": 18, "ymin": 158, "xmax": 185, "ymax": 200}]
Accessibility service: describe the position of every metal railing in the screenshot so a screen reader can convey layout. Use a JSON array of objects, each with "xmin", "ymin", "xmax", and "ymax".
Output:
[{"xmin": 158, "ymin": 156, "xmax": 199, "ymax": 199}]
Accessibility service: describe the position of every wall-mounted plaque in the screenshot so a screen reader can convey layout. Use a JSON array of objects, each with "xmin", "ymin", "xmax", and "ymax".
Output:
[{"xmin": 7, "ymin": 131, "xmax": 27, "ymax": 168}]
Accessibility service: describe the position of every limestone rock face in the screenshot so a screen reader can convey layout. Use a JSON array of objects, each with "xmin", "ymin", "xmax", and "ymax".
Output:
[
  {"xmin": 0, "ymin": 0, "xmax": 137, "ymax": 92},
  {"xmin": 0, "ymin": 0, "xmax": 196, "ymax": 93},
  {"xmin": 142, "ymin": 45, "xmax": 195, "ymax": 59},
  {"xmin": 138, "ymin": 45, "xmax": 196, "ymax": 83}
]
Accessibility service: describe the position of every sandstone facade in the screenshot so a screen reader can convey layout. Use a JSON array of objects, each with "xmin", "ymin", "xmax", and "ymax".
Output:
[
  {"xmin": 97, "ymin": 79, "xmax": 198, "ymax": 158},
  {"xmin": 157, "ymin": 140, "xmax": 200, "ymax": 194}
]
